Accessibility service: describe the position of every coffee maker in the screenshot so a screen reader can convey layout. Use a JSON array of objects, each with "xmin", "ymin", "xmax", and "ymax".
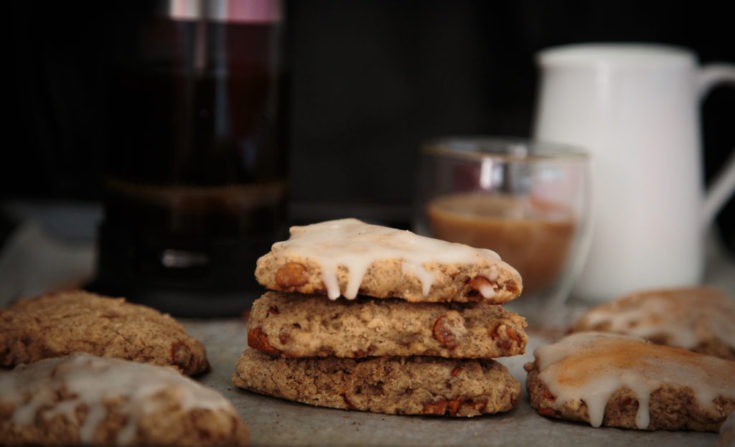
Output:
[{"xmin": 90, "ymin": 0, "xmax": 288, "ymax": 317}]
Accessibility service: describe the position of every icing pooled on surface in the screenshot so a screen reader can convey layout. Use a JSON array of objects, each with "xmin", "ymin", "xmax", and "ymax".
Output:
[
  {"xmin": 534, "ymin": 332, "xmax": 735, "ymax": 429},
  {"xmin": 271, "ymin": 218, "xmax": 506, "ymax": 299},
  {"xmin": 0, "ymin": 353, "xmax": 235, "ymax": 444}
]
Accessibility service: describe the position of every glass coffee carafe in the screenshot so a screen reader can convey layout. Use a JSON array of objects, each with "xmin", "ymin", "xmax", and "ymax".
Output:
[{"xmin": 90, "ymin": 0, "xmax": 287, "ymax": 317}]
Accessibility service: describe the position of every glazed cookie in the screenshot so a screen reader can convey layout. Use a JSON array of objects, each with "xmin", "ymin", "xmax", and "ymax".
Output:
[
  {"xmin": 525, "ymin": 332, "xmax": 735, "ymax": 432},
  {"xmin": 0, "ymin": 353, "xmax": 248, "ymax": 446},
  {"xmin": 247, "ymin": 291, "xmax": 527, "ymax": 359},
  {"xmin": 0, "ymin": 290, "xmax": 209, "ymax": 375},
  {"xmin": 568, "ymin": 286, "xmax": 735, "ymax": 360},
  {"xmin": 233, "ymin": 349, "xmax": 520, "ymax": 417},
  {"xmin": 255, "ymin": 218, "xmax": 522, "ymax": 303}
]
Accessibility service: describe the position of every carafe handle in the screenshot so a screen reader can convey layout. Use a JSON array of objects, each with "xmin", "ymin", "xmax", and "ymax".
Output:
[{"xmin": 699, "ymin": 63, "xmax": 735, "ymax": 226}]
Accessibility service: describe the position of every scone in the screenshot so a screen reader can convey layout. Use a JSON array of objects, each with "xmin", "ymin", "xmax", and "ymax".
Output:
[
  {"xmin": 247, "ymin": 291, "xmax": 527, "ymax": 359},
  {"xmin": 525, "ymin": 331, "xmax": 735, "ymax": 432},
  {"xmin": 568, "ymin": 286, "xmax": 735, "ymax": 360},
  {"xmin": 0, "ymin": 353, "xmax": 248, "ymax": 446},
  {"xmin": 718, "ymin": 412, "xmax": 735, "ymax": 447},
  {"xmin": 238, "ymin": 218, "xmax": 527, "ymax": 417},
  {"xmin": 255, "ymin": 218, "xmax": 522, "ymax": 303},
  {"xmin": 0, "ymin": 290, "xmax": 209, "ymax": 375},
  {"xmin": 233, "ymin": 349, "xmax": 520, "ymax": 417}
]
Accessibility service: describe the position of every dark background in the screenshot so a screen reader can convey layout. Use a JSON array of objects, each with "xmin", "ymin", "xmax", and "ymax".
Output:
[{"xmin": 5, "ymin": 0, "xmax": 735, "ymax": 251}]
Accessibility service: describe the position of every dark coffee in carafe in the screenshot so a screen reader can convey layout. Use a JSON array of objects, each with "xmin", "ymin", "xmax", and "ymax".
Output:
[{"xmin": 91, "ymin": 1, "xmax": 287, "ymax": 317}]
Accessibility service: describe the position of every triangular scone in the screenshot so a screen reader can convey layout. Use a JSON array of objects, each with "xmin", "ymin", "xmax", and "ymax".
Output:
[
  {"xmin": 0, "ymin": 354, "xmax": 249, "ymax": 446},
  {"xmin": 233, "ymin": 349, "xmax": 520, "ymax": 417},
  {"xmin": 255, "ymin": 218, "xmax": 522, "ymax": 303},
  {"xmin": 247, "ymin": 291, "xmax": 527, "ymax": 359},
  {"xmin": 0, "ymin": 291, "xmax": 209, "ymax": 375},
  {"xmin": 525, "ymin": 332, "xmax": 735, "ymax": 432},
  {"xmin": 568, "ymin": 286, "xmax": 735, "ymax": 360}
]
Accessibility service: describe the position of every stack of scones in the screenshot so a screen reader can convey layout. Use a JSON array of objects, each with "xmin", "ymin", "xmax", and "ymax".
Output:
[{"xmin": 233, "ymin": 218, "xmax": 528, "ymax": 417}]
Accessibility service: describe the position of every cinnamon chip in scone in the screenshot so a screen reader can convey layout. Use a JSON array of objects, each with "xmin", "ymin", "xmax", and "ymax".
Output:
[
  {"xmin": 233, "ymin": 349, "xmax": 520, "ymax": 417},
  {"xmin": 0, "ymin": 354, "xmax": 248, "ymax": 446},
  {"xmin": 568, "ymin": 286, "xmax": 735, "ymax": 360},
  {"xmin": 525, "ymin": 331, "xmax": 735, "ymax": 432},
  {"xmin": 0, "ymin": 290, "xmax": 209, "ymax": 375},
  {"xmin": 255, "ymin": 218, "xmax": 522, "ymax": 303},
  {"xmin": 247, "ymin": 291, "xmax": 527, "ymax": 359}
]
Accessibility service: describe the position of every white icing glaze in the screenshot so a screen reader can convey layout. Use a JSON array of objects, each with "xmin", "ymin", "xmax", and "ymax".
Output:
[
  {"xmin": 534, "ymin": 332, "xmax": 735, "ymax": 429},
  {"xmin": 0, "ymin": 354, "xmax": 235, "ymax": 444},
  {"xmin": 580, "ymin": 287, "xmax": 735, "ymax": 349},
  {"xmin": 271, "ymin": 218, "xmax": 507, "ymax": 300}
]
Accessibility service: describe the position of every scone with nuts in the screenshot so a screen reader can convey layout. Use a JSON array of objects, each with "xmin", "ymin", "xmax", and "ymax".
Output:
[
  {"xmin": 234, "ymin": 218, "xmax": 527, "ymax": 417},
  {"xmin": 525, "ymin": 331, "xmax": 735, "ymax": 432},
  {"xmin": 235, "ymin": 350, "xmax": 520, "ymax": 417},
  {"xmin": 568, "ymin": 286, "xmax": 735, "ymax": 360},
  {"xmin": 1, "ymin": 353, "xmax": 248, "ymax": 446},
  {"xmin": 254, "ymin": 218, "xmax": 522, "ymax": 303},
  {"xmin": 0, "ymin": 290, "xmax": 209, "ymax": 375},
  {"xmin": 246, "ymin": 291, "xmax": 527, "ymax": 359}
]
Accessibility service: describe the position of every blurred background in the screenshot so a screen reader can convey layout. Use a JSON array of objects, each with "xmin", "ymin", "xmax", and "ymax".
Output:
[{"xmin": 4, "ymin": 0, "xmax": 735, "ymax": 252}]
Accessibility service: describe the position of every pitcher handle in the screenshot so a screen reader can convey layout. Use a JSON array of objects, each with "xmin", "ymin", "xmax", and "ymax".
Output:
[{"xmin": 698, "ymin": 63, "xmax": 735, "ymax": 226}]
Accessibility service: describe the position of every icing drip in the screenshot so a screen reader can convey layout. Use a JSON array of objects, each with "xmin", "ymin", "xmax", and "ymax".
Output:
[
  {"xmin": 0, "ymin": 354, "xmax": 235, "ymax": 444},
  {"xmin": 272, "ymin": 218, "xmax": 505, "ymax": 300},
  {"xmin": 535, "ymin": 332, "xmax": 735, "ymax": 429}
]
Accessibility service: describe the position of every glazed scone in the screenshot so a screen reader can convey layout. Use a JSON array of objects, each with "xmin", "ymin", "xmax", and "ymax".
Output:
[
  {"xmin": 568, "ymin": 286, "xmax": 735, "ymax": 360},
  {"xmin": 524, "ymin": 332, "xmax": 735, "ymax": 432},
  {"xmin": 233, "ymin": 349, "xmax": 520, "ymax": 417},
  {"xmin": 255, "ymin": 218, "xmax": 522, "ymax": 303},
  {"xmin": 0, "ymin": 353, "xmax": 248, "ymax": 446},
  {"xmin": 0, "ymin": 290, "xmax": 209, "ymax": 375},
  {"xmin": 247, "ymin": 291, "xmax": 527, "ymax": 359}
]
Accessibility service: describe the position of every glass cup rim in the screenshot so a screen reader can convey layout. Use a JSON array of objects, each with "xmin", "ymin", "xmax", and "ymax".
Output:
[{"xmin": 422, "ymin": 136, "xmax": 588, "ymax": 162}]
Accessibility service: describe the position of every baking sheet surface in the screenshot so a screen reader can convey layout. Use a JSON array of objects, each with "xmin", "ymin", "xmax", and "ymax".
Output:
[{"xmin": 184, "ymin": 319, "xmax": 718, "ymax": 447}]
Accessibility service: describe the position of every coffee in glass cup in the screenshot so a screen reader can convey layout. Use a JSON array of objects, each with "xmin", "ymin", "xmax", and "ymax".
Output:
[{"xmin": 414, "ymin": 137, "xmax": 590, "ymax": 326}]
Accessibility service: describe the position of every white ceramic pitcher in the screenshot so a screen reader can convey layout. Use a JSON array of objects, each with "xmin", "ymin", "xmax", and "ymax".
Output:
[{"xmin": 532, "ymin": 42, "xmax": 735, "ymax": 303}]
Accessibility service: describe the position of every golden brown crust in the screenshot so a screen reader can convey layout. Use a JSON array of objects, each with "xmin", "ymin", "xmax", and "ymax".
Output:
[
  {"xmin": 246, "ymin": 292, "xmax": 527, "ymax": 359},
  {"xmin": 255, "ymin": 256, "xmax": 522, "ymax": 304},
  {"xmin": 525, "ymin": 361, "xmax": 735, "ymax": 432},
  {"xmin": 0, "ymin": 355, "xmax": 248, "ymax": 446},
  {"xmin": 233, "ymin": 349, "xmax": 520, "ymax": 417},
  {"xmin": 719, "ymin": 412, "xmax": 735, "ymax": 447},
  {"xmin": 0, "ymin": 290, "xmax": 209, "ymax": 375},
  {"xmin": 568, "ymin": 286, "xmax": 735, "ymax": 360}
]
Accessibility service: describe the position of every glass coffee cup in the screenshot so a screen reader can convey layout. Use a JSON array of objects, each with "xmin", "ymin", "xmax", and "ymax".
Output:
[{"xmin": 413, "ymin": 137, "xmax": 591, "ymax": 326}]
